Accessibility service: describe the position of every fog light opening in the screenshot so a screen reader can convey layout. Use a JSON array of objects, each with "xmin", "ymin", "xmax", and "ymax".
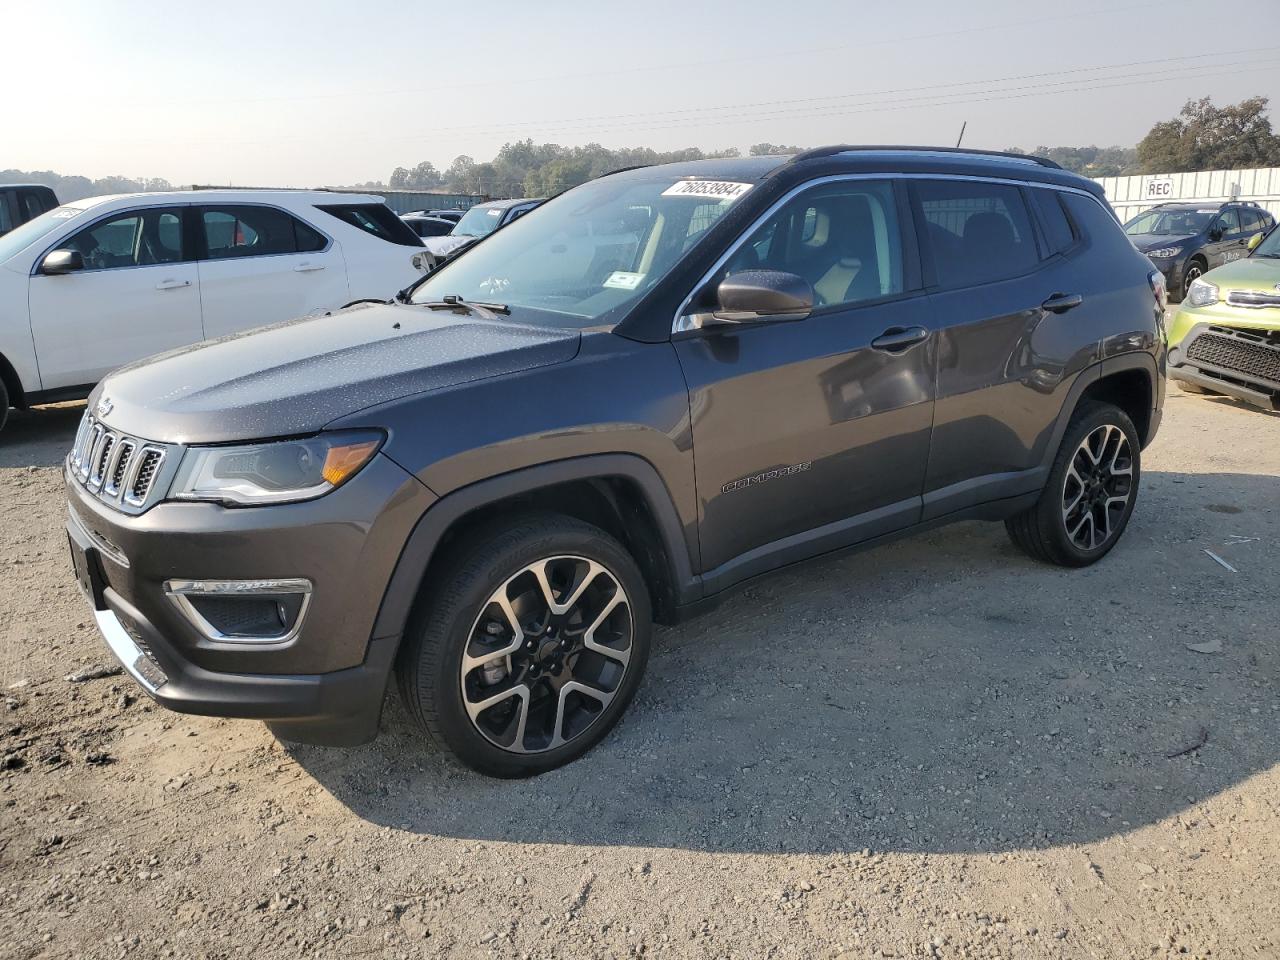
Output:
[{"xmin": 164, "ymin": 579, "xmax": 313, "ymax": 645}]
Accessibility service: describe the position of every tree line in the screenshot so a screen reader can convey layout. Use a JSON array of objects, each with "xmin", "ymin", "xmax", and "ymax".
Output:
[{"xmin": 9, "ymin": 97, "xmax": 1280, "ymax": 204}]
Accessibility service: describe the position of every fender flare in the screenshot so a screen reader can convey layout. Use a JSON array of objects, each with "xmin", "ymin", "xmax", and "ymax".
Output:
[
  {"xmin": 370, "ymin": 453, "xmax": 698, "ymax": 641},
  {"xmin": 1040, "ymin": 351, "xmax": 1158, "ymax": 472}
]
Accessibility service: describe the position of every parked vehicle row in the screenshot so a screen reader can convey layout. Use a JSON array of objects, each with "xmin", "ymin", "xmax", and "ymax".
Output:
[
  {"xmin": 65, "ymin": 147, "xmax": 1166, "ymax": 776},
  {"xmin": 417, "ymin": 197, "xmax": 543, "ymax": 263},
  {"xmin": 0, "ymin": 190, "xmax": 425, "ymax": 432}
]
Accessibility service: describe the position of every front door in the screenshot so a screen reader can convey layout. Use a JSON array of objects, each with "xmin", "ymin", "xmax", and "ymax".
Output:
[
  {"xmin": 673, "ymin": 178, "xmax": 935, "ymax": 588},
  {"xmin": 28, "ymin": 205, "xmax": 202, "ymax": 390},
  {"xmin": 194, "ymin": 203, "xmax": 349, "ymax": 339}
]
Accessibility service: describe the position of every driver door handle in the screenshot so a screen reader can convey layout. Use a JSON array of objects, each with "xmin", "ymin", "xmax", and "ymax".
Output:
[
  {"xmin": 1041, "ymin": 292, "xmax": 1083, "ymax": 314},
  {"xmin": 155, "ymin": 278, "xmax": 191, "ymax": 290},
  {"xmin": 294, "ymin": 262, "xmax": 325, "ymax": 273},
  {"xmin": 870, "ymin": 326, "xmax": 930, "ymax": 352}
]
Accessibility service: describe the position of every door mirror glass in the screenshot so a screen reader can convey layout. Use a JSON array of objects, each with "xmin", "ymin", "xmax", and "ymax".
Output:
[
  {"xmin": 40, "ymin": 249, "xmax": 85, "ymax": 275},
  {"xmin": 1208, "ymin": 227, "xmax": 1224, "ymax": 241},
  {"xmin": 1248, "ymin": 232, "xmax": 1263, "ymax": 251},
  {"xmin": 715, "ymin": 270, "xmax": 813, "ymax": 323}
]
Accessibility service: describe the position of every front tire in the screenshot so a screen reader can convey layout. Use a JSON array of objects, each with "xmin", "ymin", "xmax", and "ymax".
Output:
[
  {"xmin": 1180, "ymin": 258, "xmax": 1206, "ymax": 299},
  {"xmin": 1176, "ymin": 379, "xmax": 1219, "ymax": 396},
  {"xmin": 1005, "ymin": 402, "xmax": 1140, "ymax": 567},
  {"xmin": 0, "ymin": 378, "xmax": 9, "ymax": 435},
  {"xmin": 397, "ymin": 514, "xmax": 651, "ymax": 777}
]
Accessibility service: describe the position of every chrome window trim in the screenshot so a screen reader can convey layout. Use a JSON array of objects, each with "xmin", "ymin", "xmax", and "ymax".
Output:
[
  {"xmin": 671, "ymin": 172, "xmax": 1107, "ymax": 335},
  {"xmin": 163, "ymin": 578, "xmax": 313, "ymax": 646}
]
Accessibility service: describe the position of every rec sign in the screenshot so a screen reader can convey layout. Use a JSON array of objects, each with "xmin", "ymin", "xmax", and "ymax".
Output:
[{"xmin": 1144, "ymin": 177, "xmax": 1175, "ymax": 201}]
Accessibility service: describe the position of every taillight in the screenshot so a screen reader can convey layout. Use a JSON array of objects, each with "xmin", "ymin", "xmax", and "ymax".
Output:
[{"xmin": 1148, "ymin": 270, "xmax": 1168, "ymax": 330}]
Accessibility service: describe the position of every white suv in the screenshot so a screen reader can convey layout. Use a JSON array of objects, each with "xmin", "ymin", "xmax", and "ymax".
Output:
[{"xmin": 0, "ymin": 190, "xmax": 427, "ymax": 432}]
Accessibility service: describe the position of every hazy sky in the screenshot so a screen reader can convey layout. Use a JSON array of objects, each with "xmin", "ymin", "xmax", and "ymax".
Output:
[{"xmin": 6, "ymin": 0, "xmax": 1279, "ymax": 187}]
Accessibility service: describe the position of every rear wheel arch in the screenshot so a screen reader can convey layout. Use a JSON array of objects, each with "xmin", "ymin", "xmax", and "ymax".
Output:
[
  {"xmin": 0, "ymin": 351, "xmax": 27, "ymax": 412},
  {"xmin": 372, "ymin": 455, "xmax": 698, "ymax": 645}
]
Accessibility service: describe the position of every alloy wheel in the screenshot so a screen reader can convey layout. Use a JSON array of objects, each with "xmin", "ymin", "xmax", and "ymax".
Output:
[
  {"xmin": 460, "ymin": 555, "xmax": 633, "ymax": 754},
  {"xmin": 1061, "ymin": 424, "xmax": 1134, "ymax": 551},
  {"xmin": 1184, "ymin": 263, "xmax": 1202, "ymax": 289}
]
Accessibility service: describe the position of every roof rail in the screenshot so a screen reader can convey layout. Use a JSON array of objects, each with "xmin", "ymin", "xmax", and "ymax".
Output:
[{"xmin": 786, "ymin": 145, "xmax": 1062, "ymax": 169}]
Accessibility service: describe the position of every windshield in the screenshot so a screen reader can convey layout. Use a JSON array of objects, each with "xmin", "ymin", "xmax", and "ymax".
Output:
[
  {"xmin": 1124, "ymin": 209, "xmax": 1214, "ymax": 237},
  {"xmin": 0, "ymin": 205, "xmax": 84, "ymax": 263},
  {"xmin": 410, "ymin": 175, "xmax": 753, "ymax": 325},
  {"xmin": 1253, "ymin": 225, "xmax": 1280, "ymax": 258},
  {"xmin": 452, "ymin": 205, "xmax": 507, "ymax": 238}
]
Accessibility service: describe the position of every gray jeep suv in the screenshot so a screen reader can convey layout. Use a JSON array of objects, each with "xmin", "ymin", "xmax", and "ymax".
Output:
[{"xmin": 66, "ymin": 147, "xmax": 1167, "ymax": 777}]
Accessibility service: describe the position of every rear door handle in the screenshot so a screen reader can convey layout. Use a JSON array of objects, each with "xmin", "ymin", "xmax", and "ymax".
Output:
[
  {"xmin": 870, "ymin": 326, "xmax": 930, "ymax": 352},
  {"xmin": 155, "ymin": 278, "xmax": 191, "ymax": 290},
  {"xmin": 1041, "ymin": 292, "xmax": 1083, "ymax": 314},
  {"xmin": 294, "ymin": 262, "xmax": 325, "ymax": 273}
]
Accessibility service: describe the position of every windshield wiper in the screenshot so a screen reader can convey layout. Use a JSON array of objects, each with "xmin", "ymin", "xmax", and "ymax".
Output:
[{"xmin": 414, "ymin": 295, "xmax": 511, "ymax": 318}]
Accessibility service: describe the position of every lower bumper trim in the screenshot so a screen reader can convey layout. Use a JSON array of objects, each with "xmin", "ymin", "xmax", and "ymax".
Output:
[
  {"xmin": 1169, "ymin": 365, "xmax": 1279, "ymax": 410},
  {"xmin": 96, "ymin": 608, "xmax": 168, "ymax": 692}
]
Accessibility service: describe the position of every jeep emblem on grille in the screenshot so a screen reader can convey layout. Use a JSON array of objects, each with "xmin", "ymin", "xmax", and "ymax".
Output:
[{"xmin": 96, "ymin": 397, "xmax": 114, "ymax": 418}]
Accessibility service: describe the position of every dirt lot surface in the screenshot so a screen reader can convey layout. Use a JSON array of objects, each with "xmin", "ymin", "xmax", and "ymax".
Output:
[{"xmin": 1, "ymin": 391, "xmax": 1278, "ymax": 960}]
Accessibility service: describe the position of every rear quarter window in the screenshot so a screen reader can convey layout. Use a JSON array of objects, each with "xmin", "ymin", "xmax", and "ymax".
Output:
[
  {"xmin": 1031, "ymin": 189, "xmax": 1076, "ymax": 255},
  {"xmin": 317, "ymin": 203, "xmax": 423, "ymax": 247},
  {"xmin": 1060, "ymin": 192, "xmax": 1138, "ymax": 260}
]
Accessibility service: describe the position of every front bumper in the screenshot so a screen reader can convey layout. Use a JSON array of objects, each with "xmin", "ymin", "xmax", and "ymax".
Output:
[
  {"xmin": 1168, "ymin": 318, "xmax": 1280, "ymax": 411},
  {"xmin": 65, "ymin": 452, "xmax": 435, "ymax": 745}
]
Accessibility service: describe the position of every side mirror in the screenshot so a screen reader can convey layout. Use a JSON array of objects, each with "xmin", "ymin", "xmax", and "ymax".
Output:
[
  {"xmin": 1248, "ymin": 232, "xmax": 1263, "ymax": 251},
  {"xmin": 40, "ymin": 249, "xmax": 85, "ymax": 275},
  {"xmin": 1208, "ymin": 227, "xmax": 1224, "ymax": 242},
  {"xmin": 714, "ymin": 270, "xmax": 813, "ymax": 322}
]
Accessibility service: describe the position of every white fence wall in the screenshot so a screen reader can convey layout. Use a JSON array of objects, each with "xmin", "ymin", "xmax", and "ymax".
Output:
[{"xmin": 1092, "ymin": 168, "xmax": 1280, "ymax": 223}]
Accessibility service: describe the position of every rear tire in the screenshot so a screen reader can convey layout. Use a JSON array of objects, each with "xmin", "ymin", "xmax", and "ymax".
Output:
[
  {"xmin": 396, "ymin": 513, "xmax": 651, "ymax": 777},
  {"xmin": 1005, "ymin": 402, "xmax": 1140, "ymax": 567}
]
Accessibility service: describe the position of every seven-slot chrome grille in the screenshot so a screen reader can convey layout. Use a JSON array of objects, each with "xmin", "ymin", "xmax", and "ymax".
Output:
[{"xmin": 69, "ymin": 412, "xmax": 175, "ymax": 513}]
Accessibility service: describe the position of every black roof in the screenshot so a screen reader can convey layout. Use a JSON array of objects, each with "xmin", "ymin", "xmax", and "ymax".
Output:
[{"xmin": 606, "ymin": 146, "xmax": 1100, "ymax": 196}]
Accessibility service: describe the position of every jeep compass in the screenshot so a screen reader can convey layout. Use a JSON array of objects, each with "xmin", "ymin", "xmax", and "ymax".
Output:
[{"xmin": 66, "ymin": 147, "xmax": 1167, "ymax": 777}]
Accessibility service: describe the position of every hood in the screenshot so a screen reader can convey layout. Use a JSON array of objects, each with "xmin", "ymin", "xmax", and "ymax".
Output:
[
  {"xmin": 421, "ymin": 234, "xmax": 477, "ymax": 257},
  {"xmin": 1197, "ymin": 255, "xmax": 1280, "ymax": 294},
  {"xmin": 1129, "ymin": 233, "xmax": 1197, "ymax": 253},
  {"xmin": 93, "ymin": 303, "xmax": 581, "ymax": 444}
]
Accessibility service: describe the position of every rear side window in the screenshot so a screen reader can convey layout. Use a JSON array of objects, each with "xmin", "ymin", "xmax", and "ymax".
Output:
[
  {"xmin": 316, "ymin": 203, "xmax": 423, "ymax": 247},
  {"xmin": 21, "ymin": 192, "xmax": 48, "ymax": 219},
  {"xmin": 916, "ymin": 180, "xmax": 1039, "ymax": 287},
  {"xmin": 1031, "ymin": 189, "xmax": 1075, "ymax": 255},
  {"xmin": 200, "ymin": 205, "xmax": 326, "ymax": 260}
]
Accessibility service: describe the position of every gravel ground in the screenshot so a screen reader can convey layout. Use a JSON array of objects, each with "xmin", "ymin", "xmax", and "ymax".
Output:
[{"xmin": 1, "ymin": 390, "xmax": 1278, "ymax": 960}]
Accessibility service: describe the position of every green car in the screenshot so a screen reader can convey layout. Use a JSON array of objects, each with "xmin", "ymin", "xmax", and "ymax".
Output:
[{"xmin": 1168, "ymin": 225, "xmax": 1280, "ymax": 410}]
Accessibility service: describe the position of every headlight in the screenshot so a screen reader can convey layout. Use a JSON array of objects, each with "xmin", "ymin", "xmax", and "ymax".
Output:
[
  {"xmin": 1186, "ymin": 277, "xmax": 1219, "ymax": 308},
  {"xmin": 1147, "ymin": 246, "xmax": 1182, "ymax": 259},
  {"xmin": 170, "ymin": 431, "xmax": 383, "ymax": 506}
]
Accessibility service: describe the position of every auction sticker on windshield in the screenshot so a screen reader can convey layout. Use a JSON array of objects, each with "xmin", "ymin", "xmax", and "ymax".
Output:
[{"xmin": 661, "ymin": 180, "xmax": 753, "ymax": 201}]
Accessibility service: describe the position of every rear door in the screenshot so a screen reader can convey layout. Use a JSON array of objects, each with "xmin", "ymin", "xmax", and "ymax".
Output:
[
  {"xmin": 913, "ymin": 178, "xmax": 1106, "ymax": 518},
  {"xmin": 195, "ymin": 203, "xmax": 349, "ymax": 339},
  {"xmin": 28, "ymin": 205, "xmax": 202, "ymax": 390}
]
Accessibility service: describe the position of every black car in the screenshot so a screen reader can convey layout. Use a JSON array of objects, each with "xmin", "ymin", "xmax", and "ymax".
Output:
[
  {"xmin": 0, "ymin": 184, "xmax": 58, "ymax": 236},
  {"xmin": 66, "ymin": 146, "xmax": 1166, "ymax": 777},
  {"xmin": 1124, "ymin": 200, "xmax": 1275, "ymax": 300}
]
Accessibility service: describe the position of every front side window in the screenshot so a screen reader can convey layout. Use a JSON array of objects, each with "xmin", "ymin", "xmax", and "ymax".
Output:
[
  {"xmin": 916, "ymin": 180, "xmax": 1038, "ymax": 288},
  {"xmin": 716, "ymin": 180, "xmax": 904, "ymax": 309},
  {"xmin": 1214, "ymin": 209, "xmax": 1243, "ymax": 237},
  {"xmin": 63, "ymin": 208, "xmax": 184, "ymax": 269},
  {"xmin": 202, "ymin": 205, "xmax": 322, "ymax": 259},
  {"xmin": 410, "ymin": 174, "xmax": 753, "ymax": 326}
]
